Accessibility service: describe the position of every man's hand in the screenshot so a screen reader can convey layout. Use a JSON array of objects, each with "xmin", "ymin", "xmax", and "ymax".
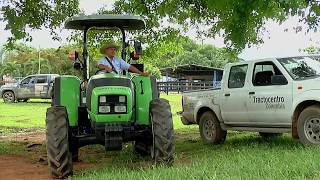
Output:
[
  {"xmin": 129, "ymin": 65, "xmax": 150, "ymax": 76},
  {"xmin": 98, "ymin": 64, "xmax": 113, "ymax": 73},
  {"xmin": 103, "ymin": 66, "xmax": 113, "ymax": 73},
  {"xmin": 140, "ymin": 71, "xmax": 149, "ymax": 76}
]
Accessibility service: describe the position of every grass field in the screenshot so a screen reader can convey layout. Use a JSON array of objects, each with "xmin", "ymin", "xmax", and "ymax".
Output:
[{"xmin": 1, "ymin": 94, "xmax": 320, "ymax": 179}]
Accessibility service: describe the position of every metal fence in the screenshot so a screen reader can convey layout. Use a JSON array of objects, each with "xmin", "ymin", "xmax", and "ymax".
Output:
[{"xmin": 157, "ymin": 81, "xmax": 221, "ymax": 94}]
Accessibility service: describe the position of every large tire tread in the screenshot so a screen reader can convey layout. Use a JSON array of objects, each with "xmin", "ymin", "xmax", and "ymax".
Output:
[
  {"xmin": 46, "ymin": 106, "xmax": 73, "ymax": 178},
  {"xmin": 150, "ymin": 98, "xmax": 174, "ymax": 165}
]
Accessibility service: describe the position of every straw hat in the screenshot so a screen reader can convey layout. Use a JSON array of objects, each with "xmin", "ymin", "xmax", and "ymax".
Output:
[{"xmin": 100, "ymin": 42, "xmax": 120, "ymax": 54}]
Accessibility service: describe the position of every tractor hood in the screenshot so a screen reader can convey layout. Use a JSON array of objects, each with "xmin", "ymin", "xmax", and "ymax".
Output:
[{"xmin": 65, "ymin": 14, "xmax": 145, "ymax": 30}]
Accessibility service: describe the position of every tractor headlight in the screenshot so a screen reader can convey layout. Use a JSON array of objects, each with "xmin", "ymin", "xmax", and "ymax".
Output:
[
  {"xmin": 119, "ymin": 96, "xmax": 126, "ymax": 103},
  {"xmin": 99, "ymin": 96, "xmax": 107, "ymax": 103},
  {"xmin": 114, "ymin": 105, "xmax": 126, "ymax": 113},
  {"xmin": 99, "ymin": 106, "xmax": 110, "ymax": 113}
]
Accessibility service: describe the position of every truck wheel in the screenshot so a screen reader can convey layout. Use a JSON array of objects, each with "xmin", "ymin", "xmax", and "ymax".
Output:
[
  {"xmin": 259, "ymin": 132, "xmax": 282, "ymax": 139},
  {"xmin": 199, "ymin": 111, "xmax": 227, "ymax": 144},
  {"xmin": 46, "ymin": 106, "xmax": 73, "ymax": 178},
  {"xmin": 2, "ymin": 91, "xmax": 15, "ymax": 103},
  {"xmin": 150, "ymin": 98, "xmax": 174, "ymax": 165},
  {"xmin": 298, "ymin": 105, "xmax": 320, "ymax": 145}
]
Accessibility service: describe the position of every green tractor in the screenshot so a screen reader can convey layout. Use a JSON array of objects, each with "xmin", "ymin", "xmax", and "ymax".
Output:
[{"xmin": 46, "ymin": 15, "xmax": 174, "ymax": 178}]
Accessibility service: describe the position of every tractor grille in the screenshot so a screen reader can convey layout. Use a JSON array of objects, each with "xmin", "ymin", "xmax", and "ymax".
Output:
[{"xmin": 98, "ymin": 95, "xmax": 127, "ymax": 114}]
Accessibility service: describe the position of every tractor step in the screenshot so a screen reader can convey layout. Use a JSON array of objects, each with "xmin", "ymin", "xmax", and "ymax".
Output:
[{"xmin": 105, "ymin": 123, "xmax": 123, "ymax": 151}]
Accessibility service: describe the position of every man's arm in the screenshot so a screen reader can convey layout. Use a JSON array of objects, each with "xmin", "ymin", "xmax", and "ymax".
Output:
[
  {"xmin": 128, "ymin": 65, "xmax": 149, "ymax": 76},
  {"xmin": 97, "ymin": 58, "xmax": 113, "ymax": 72},
  {"xmin": 120, "ymin": 59, "xmax": 149, "ymax": 76}
]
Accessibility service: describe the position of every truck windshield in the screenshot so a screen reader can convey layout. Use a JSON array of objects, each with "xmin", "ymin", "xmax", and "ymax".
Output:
[{"xmin": 277, "ymin": 56, "xmax": 320, "ymax": 80}]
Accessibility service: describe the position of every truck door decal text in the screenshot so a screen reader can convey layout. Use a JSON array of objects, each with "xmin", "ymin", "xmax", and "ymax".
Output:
[{"xmin": 253, "ymin": 96, "xmax": 285, "ymax": 109}]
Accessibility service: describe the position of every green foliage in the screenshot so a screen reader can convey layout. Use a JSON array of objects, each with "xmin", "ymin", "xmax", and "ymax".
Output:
[
  {"xmin": 112, "ymin": 0, "xmax": 320, "ymax": 51},
  {"xmin": 0, "ymin": 37, "xmax": 237, "ymax": 79},
  {"xmin": 1, "ymin": 0, "xmax": 80, "ymax": 47},
  {"xmin": 0, "ymin": 43, "xmax": 77, "ymax": 78},
  {"xmin": 1, "ymin": 0, "xmax": 319, "ymax": 52},
  {"xmin": 302, "ymin": 46, "xmax": 320, "ymax": 54},
  {"xmin": 141, "ymin": 36, "xmax": 239, "ymax": 72}
]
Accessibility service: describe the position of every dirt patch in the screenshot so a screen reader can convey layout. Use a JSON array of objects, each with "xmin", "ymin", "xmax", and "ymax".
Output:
[
  {"xmin": 0, "ymin": 131, "xmax": 96, "ymax": 179},
  {"xmin": 0, "ymin": 155, "xmax": 51, "ymax": 180},
  {"xmin": 0, "ymin": 155, "xmax": 94, "ymax": 180},
  {"xmin": 0, "ymin": 130, "xmax": 45, "ymax": 143}
]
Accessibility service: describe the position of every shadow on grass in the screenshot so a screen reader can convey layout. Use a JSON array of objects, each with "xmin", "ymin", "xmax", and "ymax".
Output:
[
  {"xmin": 175, "ymin": 131, "xmax": 306, "ymax": 156},
  {"xmin": 0, "ymin": 101, "xmax": 51, "ymax": 105},
  {"xmin": 20, "ymin": 101, "xmax": 51, "ymax": 104}
]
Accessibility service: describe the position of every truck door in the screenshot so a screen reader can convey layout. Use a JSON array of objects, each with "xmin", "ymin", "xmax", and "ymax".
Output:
[
  {"xmin": 35, "ymin": 76, "xmax": 48, "ymax": 98},
  {"xmin": 18, "ymin": 76, "xmax": 36, "ymax": 98},
  {"xmin": 247, "ymin": 61, "xmax": 292, "ymax": 126},
  {"xmin": 221, "ymin": 64, "xmax": 250, "ymax": 124}
]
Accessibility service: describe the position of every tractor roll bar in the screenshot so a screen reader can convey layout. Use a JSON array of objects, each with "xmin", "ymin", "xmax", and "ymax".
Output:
[
  {"xmin": 83, "ymin": 29, "xmax": 89, "ymax": 80},
  {"xmin": 120, "ymin": 28, "xmax": 126, "ymax": 62},
  {"xmin": 81, "ymin": 27, "xmax": 127, "ymax": 80}
]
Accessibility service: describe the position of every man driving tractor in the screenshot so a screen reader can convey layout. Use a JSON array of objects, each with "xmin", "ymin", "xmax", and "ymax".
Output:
[{"xmin": 98, "ymin": 42, "xmax": 149, "ymax": 76}]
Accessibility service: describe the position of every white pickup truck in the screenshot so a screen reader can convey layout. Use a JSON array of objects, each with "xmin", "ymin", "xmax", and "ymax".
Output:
[{"xmin": 181, "ymin": 55, "xmax": 320, "ymax": 145}]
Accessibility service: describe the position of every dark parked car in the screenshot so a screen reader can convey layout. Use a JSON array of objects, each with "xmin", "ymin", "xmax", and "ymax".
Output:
[{"xmin": 0, "ymin": 74, "xmax": 58, "ymax": 102}]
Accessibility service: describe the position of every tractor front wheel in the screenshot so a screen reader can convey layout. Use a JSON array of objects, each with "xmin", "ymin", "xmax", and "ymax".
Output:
[
  {"xmin": 46, "ymin": 106, "xmax": 73, "ymax": 178},
  {"xmin": 150, "ymin": 98, "xmax": 174, "ymax": 165}
]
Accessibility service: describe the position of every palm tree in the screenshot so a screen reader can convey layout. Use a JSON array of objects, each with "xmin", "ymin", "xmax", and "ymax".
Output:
[
  {"xmin": 0, "ymin": 61, "xmax": 18, "ymax": 77},
  {"xmin": 0, "ymin": 48, "xmax": 5, "ymax": 64}
]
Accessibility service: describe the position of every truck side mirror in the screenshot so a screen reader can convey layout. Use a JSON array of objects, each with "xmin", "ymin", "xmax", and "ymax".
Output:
[
  {"xmin": 73, "ymin": 62, "xmax": 81, "ymax": 70},
  {"xmin": 130, "ymin": 51, "xmax": 140, "ymax": 60},
  {"xmin": 134, "ymin": 41, "xmax": 142, "ymax": 55},
  {"xmin": 271, "ymin": 75, "xmax": 288, "ymax": 85}
]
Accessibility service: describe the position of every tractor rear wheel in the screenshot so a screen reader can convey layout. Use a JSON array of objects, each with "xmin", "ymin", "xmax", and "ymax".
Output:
[
  {"xmin": 150, "ymin": 98, "xmax": 174, "ymax": 165},
  {"xmin": 46, "ymin": 106, "xmax": 73, "ymax": 178}
]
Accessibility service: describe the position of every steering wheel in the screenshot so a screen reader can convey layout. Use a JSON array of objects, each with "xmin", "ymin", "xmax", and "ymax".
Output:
[{"xmin": 95, "ymin": 70, "xmax": 108, "ymax": 75}]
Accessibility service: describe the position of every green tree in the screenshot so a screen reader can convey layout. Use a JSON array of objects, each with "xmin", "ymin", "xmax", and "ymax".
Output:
[
  {"xmin": 141, "ymin": 36, "xmax": 238, "ymax": 70},
  {"xmin": 1, "ymin": 0, "xmax": 80, "ymax": 47},
  {"xmin": 0, "ymin": 61, "xmax": 18, "ymax": 77},
  {"xmin": 302, "ymin": 46, "xmax": 320, "ymax": 54},
  {"xmin": 2, "ymin": 0, "xmax": 319, "ymax": 51},
  {"xmin": 1, "ymin": 43, "xmax": 77, "ymax": 77},
  {"xmin": 111, "ymin": 0, "xmax": 320, "ymax": 51}
]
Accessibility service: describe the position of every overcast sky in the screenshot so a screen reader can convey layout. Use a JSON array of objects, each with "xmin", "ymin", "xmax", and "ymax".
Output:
[{"xmin": 0, "ymin": 0, "xmax": 319, "ymax": 60}]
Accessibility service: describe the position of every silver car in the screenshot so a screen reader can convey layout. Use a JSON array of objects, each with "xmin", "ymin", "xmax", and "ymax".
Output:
[{"xmin": 0, "ymin": 74, "xmax": 58, "ymax": 102}]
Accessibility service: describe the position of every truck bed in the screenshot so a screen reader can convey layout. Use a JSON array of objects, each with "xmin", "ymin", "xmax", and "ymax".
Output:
[{"xmin": 181, "ymin": 88, "xmax": 221, "ymax": 124}]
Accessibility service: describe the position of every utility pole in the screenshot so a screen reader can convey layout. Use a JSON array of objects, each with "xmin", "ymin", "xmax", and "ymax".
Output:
[{"xmin": 38, "ymin": 45, "xmax": 41, "ymax": 74}]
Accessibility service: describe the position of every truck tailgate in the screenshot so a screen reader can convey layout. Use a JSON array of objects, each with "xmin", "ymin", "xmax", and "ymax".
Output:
[{"xmin": 181, "ymin": 88, "xmax": 220, "ymax": 125}]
